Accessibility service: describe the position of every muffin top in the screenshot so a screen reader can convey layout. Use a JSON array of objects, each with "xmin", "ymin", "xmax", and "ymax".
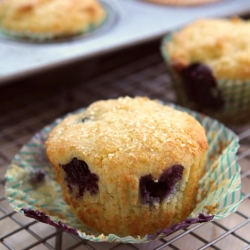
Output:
[
  {"xmin": 0, "ymin": 0, "xmax": 106, "ymax": 38},
  {"xmin": 165, "ymin": 18, "xmax": 250, "ymax": 80},
  {"xmin": 46, "ymin": 97, "xmax": 208, "ymax": 180}
]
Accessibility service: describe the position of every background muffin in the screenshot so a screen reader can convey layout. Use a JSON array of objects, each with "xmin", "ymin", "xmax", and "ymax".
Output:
[
  {"xmin": 45, "ymin": 96, "xmax": 208, "ymax": 237},
  {"xmin": 0, "ymin": 0, "xmax": 106, "ymax": 40},
  {"xmin": 161, "ymin": 17, "xmax": 250, "ymax": 124}
]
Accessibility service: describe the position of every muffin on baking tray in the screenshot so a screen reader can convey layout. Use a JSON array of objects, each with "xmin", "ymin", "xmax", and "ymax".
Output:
[
  {"xmin": 45, "ymin": 96, "xmax": 208, "ymax": 237},
  {"xmin": 141, "ymin": 0, "xmax": 222, "ymax": 6},
  {"xmin": 0, "ymin": 0, "xmax": 106, "ymax": 40},
  {"xmin": 161, "ymin": 17, "xmax": 250, "ymax": 124}
]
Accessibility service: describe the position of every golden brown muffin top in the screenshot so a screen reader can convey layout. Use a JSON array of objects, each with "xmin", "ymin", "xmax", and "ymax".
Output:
[
  {"xmin": 46, "ymin": 97, "xmax": 208, "ymax": 179},
  {"xmin": 165, "ymin": 18, "xmax": 250, "ymax": 80},
  {"xmin": 0, "ymin": 0, "xmax": 106, "ymax": 37}
]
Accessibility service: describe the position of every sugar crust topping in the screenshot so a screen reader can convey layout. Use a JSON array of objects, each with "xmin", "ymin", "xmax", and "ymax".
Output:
[
  {"xmin": 166, "ymin": 18, "xmax": 250, "ymax": 80},
  {"xmin": 0, "ymin": 0, "xmax": 106, "ymax": 36}
]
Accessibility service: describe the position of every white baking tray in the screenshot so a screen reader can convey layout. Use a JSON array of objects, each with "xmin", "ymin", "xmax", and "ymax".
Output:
[{"xmin": 1, "ymin": 0, "xmax": 250, "ymax": 84}]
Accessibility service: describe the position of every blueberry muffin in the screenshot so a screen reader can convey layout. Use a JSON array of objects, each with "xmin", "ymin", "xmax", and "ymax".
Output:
[
  {"xmin": 45, "ymin": 96, "xmax": 208, "ymax": 237},
  {"xmin": 142, "ymin": 0, "xmax": 222, "ymax": 6},
  {"xmin": 0, "ymin": 0, "xmax": 106, "ymax": 40},
  {"xmin": 161, "ymin": 17, "xmax": 250, "ymax": 124}
]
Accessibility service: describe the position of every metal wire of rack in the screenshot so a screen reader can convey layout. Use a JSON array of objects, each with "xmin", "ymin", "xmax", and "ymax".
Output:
[{"xmin": 0, "ymin": 50, "xmax": 250, "ymax": 250}]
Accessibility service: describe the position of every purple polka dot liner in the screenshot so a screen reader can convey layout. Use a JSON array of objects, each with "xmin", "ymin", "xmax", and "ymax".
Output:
[{"xmin": 4, "ymin": 104, "xmax": 242, "ymax": 243}]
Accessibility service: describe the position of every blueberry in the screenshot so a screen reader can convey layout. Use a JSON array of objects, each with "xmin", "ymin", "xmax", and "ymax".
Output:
[
  {"xmin": 139, "ymin": 164, "xmax": 184, "ymax": 204},
  {"xmin": 81, "ymin": 117, "xmax": 89, "ymax": 122},
  {"xmin": 61, "ymin": 158, "xmax": 99, "ymax": 198},
  {"xmin": 29, "ymin": 169, "xmax": 46, "ymax": 187},
  {"xmin": 180, "ymin": 63, "xmax": 224, "ymax": 110}
]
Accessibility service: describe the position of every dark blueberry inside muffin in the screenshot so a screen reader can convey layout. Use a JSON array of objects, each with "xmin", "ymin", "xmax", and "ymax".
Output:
[
  {"xmin": 81, "ymin": 116, "xmax": 90, "ymax": 122},
  {"xmin": 61, "ymin": 158, "xmax": 99, "ymax": 198},
  {"xmin": 139, "ymin": 164, "xmax": 184, "ymax": 204},
  {"xmin": 180, "ymin": 63, "xmax": 224, "ymax": 110},
  {"xmin": 29, "ymin": 169, "xmax": 46, "ymax": 187}
]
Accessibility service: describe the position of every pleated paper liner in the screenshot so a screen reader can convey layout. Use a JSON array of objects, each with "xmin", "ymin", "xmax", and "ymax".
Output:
[
  {"xmin": 5, "ymin": 103, "xmax": 242, "ymax": 243},
  {"xmin": 0, "ymin": 2, "xmax": 115, "ymax": 42},
  {"xmin": 161, "ymin": 34, "xmax": 250, "ymax": 125}
]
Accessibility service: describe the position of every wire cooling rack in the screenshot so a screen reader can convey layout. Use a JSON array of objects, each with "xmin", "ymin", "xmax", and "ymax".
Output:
[{"xmin": 0, "ymin": 48, "xmax": 250, "ymax": 250}]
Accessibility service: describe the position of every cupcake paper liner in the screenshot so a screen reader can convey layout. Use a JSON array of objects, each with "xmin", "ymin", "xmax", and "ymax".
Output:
[
  {"xmin": 5, "ymin": 103, "xmax": 242, "ymax": 243},
  {"xmin": 0, "ymin": 23, "xmax": 100, "ymax": 41},
  {"xmin": 0, "ymin": 2, "xmax": 113, "ymax": 42},
  {"xmin": 161, "ymin": 34, "xmax": 250, "ymax": 125}
]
